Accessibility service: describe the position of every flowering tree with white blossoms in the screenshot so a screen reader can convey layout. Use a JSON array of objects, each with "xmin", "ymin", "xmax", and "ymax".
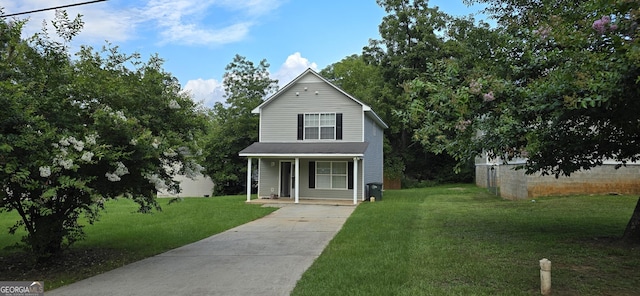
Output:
[{"xmin": 0, "ymin": 12, "xmax": 207, "ymax": 260}]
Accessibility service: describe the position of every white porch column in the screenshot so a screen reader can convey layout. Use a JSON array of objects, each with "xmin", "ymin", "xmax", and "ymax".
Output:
[
  {"xmin": 353, "ymin": 157, "xmax": 359, "ymax": 205},
  {"xmin": 246, "ymin": 158, "xmax": 252, "ymax": 202},
  {"xmin": 295, "ymin": 158, "xmax": 300, "ymax": 203}
]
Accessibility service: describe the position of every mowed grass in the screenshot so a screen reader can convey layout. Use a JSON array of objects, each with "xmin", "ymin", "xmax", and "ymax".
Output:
[
  {"xmin": 292, "ymin": 184, "xmax": 640, "ymax": 296},
  {"xmin": 0, "ymin": 195, "xmax": 276, "ymax": 290}
]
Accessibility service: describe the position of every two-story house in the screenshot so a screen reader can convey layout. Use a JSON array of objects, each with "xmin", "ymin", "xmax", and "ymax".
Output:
[{"xmin": 239, "ymin": 69, "xmax": 387, "ymax": 204}]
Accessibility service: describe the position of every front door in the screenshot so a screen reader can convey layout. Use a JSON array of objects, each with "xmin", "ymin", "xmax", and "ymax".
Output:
[{"xmin": 280, "ymin": 161, "xmax": 295, "ymax": 198}]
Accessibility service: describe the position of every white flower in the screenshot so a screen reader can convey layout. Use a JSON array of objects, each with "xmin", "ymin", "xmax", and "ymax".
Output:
[
  {"xmin": 73, "ymin": 140, "xmax": 85, "ymax": 152},
  {"xmin": 105, "ymin": 172, "xmax": 121, "ymax": 182},
  {"xmin": 130, "ymin": 138, "xmax": 138, "ymax": 146},
  {"xmin": 81, "ymin": 152, "xmax": 94, "ymax": 162},
  {"xmin": 163, "ymin": 149, "xmax": 178, "ymax": 157},
  {"xmin": 168, "ymin": 100, "xmax": 180, "ymax": 109},
  {"xmin": 39, "ymin": 166, "xmax": 51, "ymax": 178},
  {"xmin": 114, "ymin": 162, "xmax": 129, "ymax": 176},
  {"xmin": 114, "ymin": 110, "xmax": 127, "ymax": 121},
  {"xmin": 59, "ymin": 137, "xmax": 70, "ymax": 146},
  {"xmin": 85, "ymin": 133, "xmax": 98, "ymax": 145},
  {"xmin": 152, "ymin": 139, "xmax": 160, "ymax": 149},
  {"xmin": 59, "ymin": 159, "xmax": 74, "ymax": 170}
]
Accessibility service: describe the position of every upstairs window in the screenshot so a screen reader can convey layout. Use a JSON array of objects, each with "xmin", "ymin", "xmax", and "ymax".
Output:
[
  {"xmin": 305, "ymin": 113, "xmax": 334, "ymax": 140},
  {"xmin": 298, "ymin": 113, "xmax": 342, "ymax": 140}
]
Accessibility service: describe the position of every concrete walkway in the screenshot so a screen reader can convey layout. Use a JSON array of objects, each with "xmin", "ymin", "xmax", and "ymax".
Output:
[{"xmin": 47, "ymin": 204, "xmax": 356, "ymax": 296}]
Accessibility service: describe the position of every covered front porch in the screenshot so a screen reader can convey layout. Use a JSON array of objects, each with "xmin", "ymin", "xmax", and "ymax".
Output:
[
  {"xmin": 239, "ymin": 142, "xmax": 369, "ymax": 205},
  {"xmin": 246, "ymin": 197, "xmax": 361, "ymax": 206}
]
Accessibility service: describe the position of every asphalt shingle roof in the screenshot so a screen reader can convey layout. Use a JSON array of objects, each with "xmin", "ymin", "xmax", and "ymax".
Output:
[{"xmin": 239, "ymin": 142, "xmax": 369, "ymax": 156}]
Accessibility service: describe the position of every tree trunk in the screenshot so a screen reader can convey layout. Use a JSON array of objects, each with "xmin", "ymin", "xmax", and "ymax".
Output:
[
  {"xmin": 622, "ymin": 197, "xmax": 640, "ymax": 244},
  {"xmin": 29, "ymin": 214, "xmax": 65, "ymax": 263}
]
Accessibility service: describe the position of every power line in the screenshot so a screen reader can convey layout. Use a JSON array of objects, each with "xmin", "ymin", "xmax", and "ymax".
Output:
[{"xmin": 2, "ymin": 0, "xmax": 108, "ymax": 18}]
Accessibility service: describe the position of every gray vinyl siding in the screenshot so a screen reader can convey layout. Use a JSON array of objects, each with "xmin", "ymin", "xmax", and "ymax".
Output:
[
  {"xmin": 259, "ymin": 82, "xmax": 363, "ymax": 142},
  {"xmin": 363, "ymin": 115, "xmax": 384, "ymax": 187},
  {"xmin": 257, "ymin": 159, "xmax": 279, "ymax": 197}
]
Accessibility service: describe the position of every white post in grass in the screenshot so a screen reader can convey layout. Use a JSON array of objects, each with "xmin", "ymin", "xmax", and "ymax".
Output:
[
  {"xmin": 246, "ymin": 158, "xmax": 252, "ymax": 202},
  {"xmin": 540, "ymin": 258, "xmax": 551, "ymax": 295}
]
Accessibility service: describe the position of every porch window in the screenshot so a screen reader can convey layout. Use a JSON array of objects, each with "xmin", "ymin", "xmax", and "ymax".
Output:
[{"xmin": 316, "ymin": 161, "xmax": 347, "ymax": 189}]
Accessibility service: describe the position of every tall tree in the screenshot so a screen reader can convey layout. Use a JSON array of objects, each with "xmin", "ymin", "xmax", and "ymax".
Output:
[
  {"xmin": 202, "ymin": 55, "xmax": 278, "ymax": 195},
  {"xmin": 0, "ymin": 12, "xmax": 208, "ymax": 261},
  {"xmin": 413, "ymin": 0, "xmax": 640, "ymax": 242},
  {"xmin": 320, "ymin": 54, "xmax": 385, "ymax": 109},
  {"xmin": 363, "ymin": 0, "xmax": 473, "ymax": 183}
]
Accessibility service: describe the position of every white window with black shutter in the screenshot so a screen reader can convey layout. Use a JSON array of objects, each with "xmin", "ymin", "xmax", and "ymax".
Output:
[
  {"xmin": 298, "ymin": 113, "xmax": 342, "ymax": 140},
  {"xmin": 309, "ymin": 161, "xmax": 354, "ymax": 190}
]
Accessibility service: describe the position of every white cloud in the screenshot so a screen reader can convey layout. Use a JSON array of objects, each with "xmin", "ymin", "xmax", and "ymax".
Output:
[
  {"xmin": 217, "ymin": 0, "xmax": 284, "ymax": 16},
  {"xmin": 2, "ymin": 0, "xmax": 284, "ymax": 46},
  {"xmin": 141, "ymin": 0, "xmax": 283, "ymax": 46},
  {"xmin": 183, "ymin": 78, "xmax": 225, "ymax": 107},
  {"xmin": 159, "ymin": 22, "xmax": 251, "ymax": 46},
  {"xmin": 183, "ymin": 52, "xmax": 317, "ymax": 108},
  {"xmin": 2, "ymin": 0, "xmax": 136, "ymax": 43},
  {"xmin": 272, "ymin": 52, "xmax": 318, "ymax": 86}
]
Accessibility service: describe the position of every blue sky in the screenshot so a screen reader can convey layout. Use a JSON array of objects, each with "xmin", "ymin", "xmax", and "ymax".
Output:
[{"xmin": 1, "ymin": 0, "xmax": 487, "ymax": 107}]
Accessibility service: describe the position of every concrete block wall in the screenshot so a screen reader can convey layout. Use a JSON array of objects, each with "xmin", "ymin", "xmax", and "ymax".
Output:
[
  {"xmin": 475, "ymin": 165, "xmax": 490, "ymax": 188},
  {"xmin": 525, "ymin": 164, "xmax": 640, "ymax": 198},
  {"xmin": 479, "ymin": 163, "xmax": 640, "ymax": 200},
  {"xmin": 497, "ymin": 165, "xmax": 529, "ymax": 200}
]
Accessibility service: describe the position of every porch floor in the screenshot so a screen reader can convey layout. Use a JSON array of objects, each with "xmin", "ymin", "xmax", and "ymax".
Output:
[{"xmin": 247, "ymin": 198, "xmax": 361, "ymax": 206}]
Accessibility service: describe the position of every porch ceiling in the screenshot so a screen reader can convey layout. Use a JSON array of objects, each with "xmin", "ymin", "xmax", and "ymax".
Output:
[{"xmin": 239, "ymin": 142, "xmax": 369, "ymax": 157}]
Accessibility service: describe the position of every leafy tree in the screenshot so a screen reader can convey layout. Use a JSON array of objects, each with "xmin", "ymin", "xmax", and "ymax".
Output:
[
  {"xmin": 411, "ymin": 0, "xmax": 640, "ymax": 242},
  {"xmin": 320, "ymin": 54, "xmax": 385, "ymax": 109},
  {"xmin": 362, "ymin": 0, "xmax": 474, "ymax": 183},
  {"xmin": 0, "ymin": 13, "xmax": 208, "ymax": 261},
  {"xmin": 320, "ymin": 56, "xmax": 399, "ymax": 179},
  {"xmin": 202, "ymin": 55, "xmax": 278, "ymax": 195},
  {"xmin": 404, "ymin": 15, "xmax": 500, "ymax": 171}
]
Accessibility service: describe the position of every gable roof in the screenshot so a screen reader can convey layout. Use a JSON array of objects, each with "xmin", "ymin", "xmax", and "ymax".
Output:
[{"xmin": 253, "ymin": 68, "xmax": 388, "ymax": 129}]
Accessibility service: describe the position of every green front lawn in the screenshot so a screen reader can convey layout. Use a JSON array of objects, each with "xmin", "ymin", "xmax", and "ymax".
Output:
[
  {"xmin": 2, "ymin": 185, "xmax": 638, "ymax": 295},
  {"xmin": 292, "ymin": 184, "xmax": 640, "ymax": 296},
  {"xmin": 0, "ymin": 196, "xmax": 276, "ymax": 290}
]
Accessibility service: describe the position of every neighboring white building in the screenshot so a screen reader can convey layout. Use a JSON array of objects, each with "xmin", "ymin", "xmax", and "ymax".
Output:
[{"xmin": 157, "ymin": 173, "xmax": 215, "ymax": 198}]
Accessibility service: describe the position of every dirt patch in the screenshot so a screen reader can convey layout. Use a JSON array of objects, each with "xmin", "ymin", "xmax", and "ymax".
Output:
[{"xmin": 0, "ymin": 248, "xmax": 129, "ymax": 286}]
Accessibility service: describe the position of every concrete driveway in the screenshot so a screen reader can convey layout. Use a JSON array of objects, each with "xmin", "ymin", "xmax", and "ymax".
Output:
[{"xmin": 47, "ymin": 204, "xmax": 356, "ymax": 296}]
